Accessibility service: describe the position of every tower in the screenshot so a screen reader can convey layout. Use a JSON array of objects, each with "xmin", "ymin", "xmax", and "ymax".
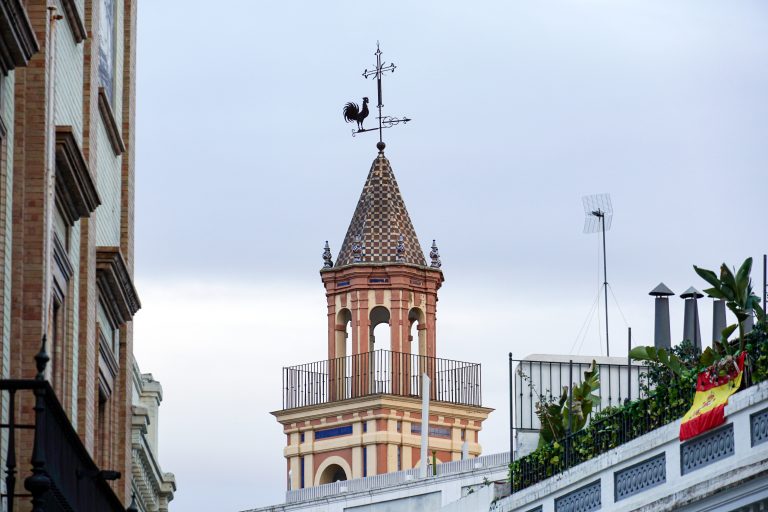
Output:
[{"xmin": 272, "ymin": 147, "xmax": 492, "ymax": 490}]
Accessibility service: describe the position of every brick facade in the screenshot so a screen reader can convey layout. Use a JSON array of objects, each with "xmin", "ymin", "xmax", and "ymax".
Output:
[{"xmin": 0, "ymin": 1, "xmax": 150, "ymax": 509}]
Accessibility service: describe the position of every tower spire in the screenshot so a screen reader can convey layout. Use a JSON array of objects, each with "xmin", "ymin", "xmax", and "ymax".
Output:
[{"xmin": 334, "ymin": 154, "xmax": 426, "ymax": 267}]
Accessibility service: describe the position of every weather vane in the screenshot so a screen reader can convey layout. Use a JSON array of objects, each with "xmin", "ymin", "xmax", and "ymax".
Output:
[{"xmin": 343, "ymin": 42, "xmax": 411, "ymax": 150}]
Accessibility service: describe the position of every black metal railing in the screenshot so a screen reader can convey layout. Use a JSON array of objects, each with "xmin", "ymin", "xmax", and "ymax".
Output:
[
  {"xmin": 1, "ymin": 343, "xmax": 126, "ymax": 512},
  {"xmin": 511, "ymin": 393, "xmax": 689, "ymax": 492},
  {"xmin": 513, "ymin": 359, "xmax": 651, "ymax": 432},
  {"xmin": 282, "ymin": 350, "xmax": 482, "ymax": 409}
]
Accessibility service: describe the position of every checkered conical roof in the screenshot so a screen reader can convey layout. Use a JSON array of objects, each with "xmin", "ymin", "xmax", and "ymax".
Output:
[{"xmin": 335, "ymin": 154, "xmax": 427, "ymax": 267}]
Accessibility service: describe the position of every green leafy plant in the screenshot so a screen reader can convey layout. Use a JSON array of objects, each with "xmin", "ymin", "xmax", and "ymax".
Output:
[
  {"xmin": 509, "ymin": 324, "xmax": 768, "ymax": 493},
  {"xmin": 694, "ymin": 257, "xmax": 766, "ymax": 352},
  {"xmin": 535, "ymin": 361, "xmax": 600, "ymax": 448},
  {"xmin": 628, "ymin": 346, "xmax": 686, "ymax": 377}
]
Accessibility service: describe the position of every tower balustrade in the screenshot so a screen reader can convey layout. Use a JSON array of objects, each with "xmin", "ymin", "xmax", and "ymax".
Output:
[{"xmin": 282, "ymin": 350, "xmax": 482, "ymax": 409}]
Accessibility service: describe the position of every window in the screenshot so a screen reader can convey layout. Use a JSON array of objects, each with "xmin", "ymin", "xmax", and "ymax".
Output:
[
  {"xmin": 53, "ymin": 205, "xmax": 69, "ymax": 251},
  {"xmin": 98, "ymin": 300, "xmax": 119, "ymax": 358},
  {"xmin": 97, "ymin": 0, "xmax": 116, "ymax": 102}
]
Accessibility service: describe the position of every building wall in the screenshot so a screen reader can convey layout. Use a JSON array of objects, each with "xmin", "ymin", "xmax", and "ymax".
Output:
[
  {"xmin": 0, "ymin": 0, "xmax": 146, "ymax": 508},
  {"xmin": 277, "ymin": 396, "xmax": 490, "ymax": 492},
  {"xmin": 132, "ymin": 360, "xmax": 176, "ymax": 512}
]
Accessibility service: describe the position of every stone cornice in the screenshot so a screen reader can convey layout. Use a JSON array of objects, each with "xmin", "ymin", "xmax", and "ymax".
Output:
[
  {"xmin": 320, "ymin": 263, "xmax": 444, "ymax": 295},
  {"xmin": 0, "ymin": 0, "xmax": 38, "ymax": 74},
  {"xmin": 55, "ymin": 126, "xmax": 100, "ymax": 225},
  {"xmin": 61, "ymin": 0, "xmax": 87, "ymax": 43},
  {"xmin": 96, "ymin": 246, "xmax": 141, "ymax": 324},
  {"xmin": 97, "ymin": 87, "xmax": 126, "ymax": 155},
  {"xmin": 272, "ymin": 394, "xmax": 493, "ymax": 424},
  {"xmin": 132, "ymin": 432, "xmax": 177, "ymax": 495}
]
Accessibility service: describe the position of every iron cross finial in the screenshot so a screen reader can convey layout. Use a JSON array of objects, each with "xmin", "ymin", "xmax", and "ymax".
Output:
[{"xmin": 342, "ymin": 42, "xmax": 411, "ymax": 152}]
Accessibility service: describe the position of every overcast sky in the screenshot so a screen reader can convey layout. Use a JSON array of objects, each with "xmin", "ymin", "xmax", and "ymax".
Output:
[{"xmin": 132, "ymin": 1, "xmax": 768, "ymax": 510}]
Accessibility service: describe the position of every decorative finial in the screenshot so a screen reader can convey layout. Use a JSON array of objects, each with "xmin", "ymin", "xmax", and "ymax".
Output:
[
  {"xmin": 126, "ymin": 493, "xmax": 139, "ymax": 512},
  {"xmin": 430, "ymin": 240, "xmax": 441, "ymax": 269},
  {"xmin": 352, "ymin": 235, "xmax": 363, "ymax": 263},
  {"xmin": 35, "ymin": 336, "xmax": 49, "ymax": 380},
  {"xmin": 322, "ymin": 241, "xmax": 334, "ymax": 268},
  {"xmin": 344, "ymin": 42, "xmax": 411, "ymax": 148},
  {"xmin": 396, "ymin": 234, "xmax": 405, "ymax": 262},
  {"xmin": 377, "ymin": 141, "xmax": 386, "ymax": 154}
]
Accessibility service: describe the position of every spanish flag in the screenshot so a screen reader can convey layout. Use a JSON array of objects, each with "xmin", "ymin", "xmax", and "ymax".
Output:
[{"xmin": 680, "ymin": 352, "xmax": 745, "ymax": 441}]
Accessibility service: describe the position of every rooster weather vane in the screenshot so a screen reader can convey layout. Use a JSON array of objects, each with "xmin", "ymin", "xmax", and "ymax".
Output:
[{"xmin": 343, "ymin": 42, "xmax": 411, "ymax": 150}]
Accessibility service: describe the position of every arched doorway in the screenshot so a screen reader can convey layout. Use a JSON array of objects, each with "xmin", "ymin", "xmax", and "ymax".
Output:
[{"xmin": 318, "ymin": 463, "xmax": 348, "ymax": 484}]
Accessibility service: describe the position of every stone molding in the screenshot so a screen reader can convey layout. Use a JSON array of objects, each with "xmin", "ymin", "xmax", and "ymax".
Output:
[
  {"xmin": 320, "ymin": 263, "xmax": 443, "ymax": 294},
  {"xmin": 614, "ymin": 453, "xmax": 666, "ymax": 501},
  {"xmin": 96, "ymin": 246, "xmax": 141, "ymax": 325},
  {"xmin": 273, "ymin": 394, "xmax": 493, "ymax": 425},
  {"xmin": 0, "ymin": 0, "xmax": 38, "ymax": 74},
  {"xmin": 554, "ymin": 480, "xmax": 601, "ymax": 512},
  {"xmin": 55, "ymin": 126, "xmax": 100, "ymax": 226},
  {"xmin": 97, "ymin": 87, "xmax": 126, "ymax": 155},
  {"xmin": 752, "ymin": 407, "xmax": 768, "ymax": 447},
  {"xmin": 680, "ymin": 423, "xmax": 734, "ymax": 475}
]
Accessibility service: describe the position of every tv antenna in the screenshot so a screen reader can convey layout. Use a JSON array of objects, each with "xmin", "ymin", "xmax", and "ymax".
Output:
[{"xmin": 582, "ymin": 193, "xmax": 613, "ymax": 357}]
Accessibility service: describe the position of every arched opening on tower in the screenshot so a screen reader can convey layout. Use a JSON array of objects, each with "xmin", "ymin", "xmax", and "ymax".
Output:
[
  {"xmin": 369, "ymin": 306, "xmax": 390, "ymax": 352},
  {"xmin": 334, "ymin": 308, "xmax": 353, "ymax": 401},
  {"xmin": 408, "ymin": 307, "xmax": 427, "ymax": 357},
  {"xmin": 408, "ymin": 307, "xmax": 428, "ymax": 396},
  {"xmin": 335, "ymin": 308, "xmax": 352, "ymax": 358},
  {"xmin": 318, "ymin": 464, "xmax": 348, "ymax": 484},
  {"xmin": 369, "ymin": 306, "xmax": 390, "ymax": 394}
]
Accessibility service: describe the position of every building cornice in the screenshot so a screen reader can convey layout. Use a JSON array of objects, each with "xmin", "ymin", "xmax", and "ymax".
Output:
[
  {"xmin": 320, "ymin": 263, "xmax": 444, "ymax": 295},
  {"xmin": 55, "ymin": 126, "xmax": 100, "ymax": 226},
  {"xmin": 96, "ymin": 247, "xmax": 141, "ymax": 325},
  {"xmin": 0, "ymin": 0, "xmax": 38, "ymax": 74},
  {"xmin": 272, "ymin": 394, "xmax": 494, "ymax": 424}
]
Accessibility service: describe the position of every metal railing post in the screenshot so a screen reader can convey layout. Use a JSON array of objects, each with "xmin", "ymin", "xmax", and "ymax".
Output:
[
  {"xmin": 5, "ymin": 389, "xmax": 16, "ymax": 512},
  {"xmin": 25, "ymin": 339, "xmax": 51, "ymax": 512},
  {"xmin": 626, "ymin": 327, "xmax": 632, "ymax": 405}
]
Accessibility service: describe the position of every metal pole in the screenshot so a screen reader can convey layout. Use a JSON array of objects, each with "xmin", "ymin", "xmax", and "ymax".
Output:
[
  {"xmin": 763, "ymin": 254, "xmax": 766, "ymax": 309},
  {"xmin": 602, "ymin": 214, "xmax": 610, "ymax": 357},
  {"xmin": 626, "ymin": 327, "xmax": 632, "ymax": 405},
  {"xmin": 565, "ymin": 359, "xmax": 573, "ymax": 467},
  {"xmin": 508, "ymin": 353, "xmax": 514, "ymax": 470},
  {"xmin": 420, "ymin": 373, "xmax": 430, "ymax": 478}
]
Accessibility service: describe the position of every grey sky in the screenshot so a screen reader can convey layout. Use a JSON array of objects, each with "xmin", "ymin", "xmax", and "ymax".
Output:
[{"xmin": 133, "ymin": 2, "xmax": 768, "ymax": 510}]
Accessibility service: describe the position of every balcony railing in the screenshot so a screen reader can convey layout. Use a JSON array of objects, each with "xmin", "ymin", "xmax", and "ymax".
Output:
[
  {"xmin": 282, "ymin": 350, "xmax": 482, "ymax": 409},
  {"xmin": 513, "ymin": 358, "xmax": 652, "ymax": 432},
  {"xmin": 1, "ymin": 346, "xmax": 127, "ymax": 512}
]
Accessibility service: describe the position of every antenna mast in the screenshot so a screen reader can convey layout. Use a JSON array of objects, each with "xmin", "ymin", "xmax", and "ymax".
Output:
[{"xmin": 583, "ymin": 194, "xmax": 614, "ymax": 357}]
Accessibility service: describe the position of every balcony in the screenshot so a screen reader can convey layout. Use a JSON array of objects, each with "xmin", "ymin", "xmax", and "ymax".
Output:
[
  {"xmin": 1, "ymin": 350, "xmax": 127, "ymax": 512},
  {"xmin": 281, "ymin": 350, "xmax": 482, "ymax": 410}
]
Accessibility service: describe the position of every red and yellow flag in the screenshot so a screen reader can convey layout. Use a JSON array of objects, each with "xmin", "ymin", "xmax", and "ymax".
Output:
[{"xmin": 679, "ymin": 352, "xmax": 745, "ymax": 441}]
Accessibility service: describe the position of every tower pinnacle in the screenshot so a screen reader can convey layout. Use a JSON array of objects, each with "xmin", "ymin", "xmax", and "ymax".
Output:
[{"xmin": 333, "ymin": 154, "xmax": 427, "ymax": 268}]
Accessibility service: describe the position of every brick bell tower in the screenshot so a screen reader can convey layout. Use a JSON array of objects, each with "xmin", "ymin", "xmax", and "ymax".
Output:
[{"xmin": 273, "ymin": 145, "xmax": 492, "ymax": 491}]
